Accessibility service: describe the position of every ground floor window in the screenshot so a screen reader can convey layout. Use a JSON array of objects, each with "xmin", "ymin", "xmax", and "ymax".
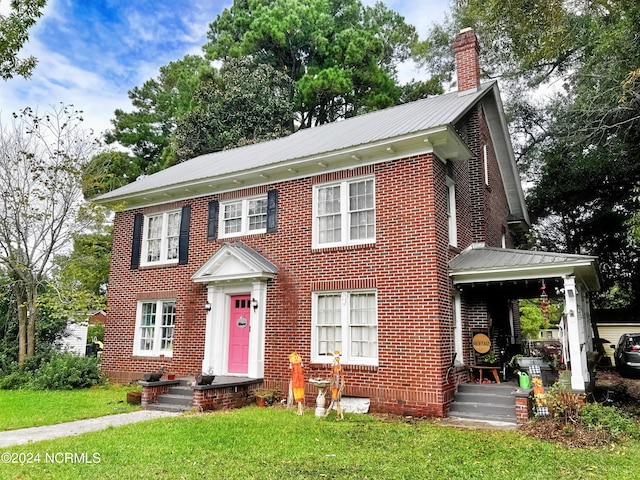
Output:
[
  {"xmin": 312, "ymin": 290, "xmax": 378, "ymax": 365},
  {"xmin": 133, "ymin": 299, "xmax": 176, "ymax": 356}
]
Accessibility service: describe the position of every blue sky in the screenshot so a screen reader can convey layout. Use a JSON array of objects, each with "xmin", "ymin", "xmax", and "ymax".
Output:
[{"xmin": 1, "ymin": 0, "xmax": 451, "ymax": 136}]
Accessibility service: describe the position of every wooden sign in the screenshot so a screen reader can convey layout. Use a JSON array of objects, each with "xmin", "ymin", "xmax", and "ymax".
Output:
[{"xmin": 472, "ymin": 333, "xmax": 491, "ymax": 353}]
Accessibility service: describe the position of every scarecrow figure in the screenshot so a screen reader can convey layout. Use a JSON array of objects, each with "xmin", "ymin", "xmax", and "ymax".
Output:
[
  {"xmin": 325, "ymin": 350, "xmax": 345, "ymax": 420},
  {"xmin": 289, "ymin": 351, "xmax": 305, "ymax": 415}
]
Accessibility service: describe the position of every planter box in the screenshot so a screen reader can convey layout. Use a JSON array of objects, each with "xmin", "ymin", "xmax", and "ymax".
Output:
[
  {"xmin": 126, "ymin": 391, "xmax": 142, "ymax": 405},
  {"xmin": 517, "ymin": 357, "xmax": 550, "ymax": 369}
]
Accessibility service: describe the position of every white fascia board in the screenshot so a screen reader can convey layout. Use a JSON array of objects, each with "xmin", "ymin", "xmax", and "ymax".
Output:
[{"xmin": 450, "ymin": 261, "xmax": 594, "ymax": 284}]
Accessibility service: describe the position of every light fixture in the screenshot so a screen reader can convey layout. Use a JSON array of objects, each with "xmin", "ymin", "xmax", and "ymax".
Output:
[
  {"xmin": 204, "ymin": 302, "xmax": 212, "ymax": 311},
  {"xmin": 251, "ymin": 298, "xmax": 258, "ymax": 312}
]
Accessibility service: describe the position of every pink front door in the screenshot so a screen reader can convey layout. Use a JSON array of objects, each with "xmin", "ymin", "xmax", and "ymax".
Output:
[{"xmin": 228, "ymin": 295, "xmax": 251, "ymax": 374}]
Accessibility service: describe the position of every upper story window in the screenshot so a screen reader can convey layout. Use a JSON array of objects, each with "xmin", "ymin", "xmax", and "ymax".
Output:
[
  {"xmin": 142, "ymin": 210, "xmax": 181, "ymax": 266},
  {"xmin": 446, "ymin": 176, "xmax": 457, "ymax": 247},
  {"xmin": 311, "ymin": 290, "xmax": 378, "ymax": 366},
  {"xmin": 483, "ymin": 144, "xmax": 490, "ymax": 186},
  {"xmin": 133, "ymin": 299, "xmax": 176, "ymax": 357},
  {"xmin": 313, "ymin": 176, "xmax": 375, "ymax": 248},
  {"xmin": 220, "ymin": 196, "xmax": 268, "ymax": 238}
]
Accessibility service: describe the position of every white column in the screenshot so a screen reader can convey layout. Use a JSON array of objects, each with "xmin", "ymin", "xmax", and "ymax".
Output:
[
  {"xmin": 564, "ymin": 276, "xmax": 588, "ymax": 392},
  {"xmin": 202, "ymin": 285, "xmax": 218, "ymax": 374},
  {"xmin": 247, "ymin": 281, "xmax": 267, "ymax": 378}
]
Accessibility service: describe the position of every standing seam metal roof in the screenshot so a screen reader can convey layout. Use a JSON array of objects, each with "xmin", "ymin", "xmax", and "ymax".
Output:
[
  {"xmin": 95, "ymin": 82, "xmax": 496, "ymax": 201},
  {"xmin": 449, "ymin": 245, "xmax": 598, "ymax": 272}
]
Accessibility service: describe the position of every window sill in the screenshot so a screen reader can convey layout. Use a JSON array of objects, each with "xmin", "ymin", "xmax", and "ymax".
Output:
[
  {"xmin": 132, "ymin": 354, "xmax": 173, "ymax": 359},
  {"xmin": 312, "ymin": 243, "xmax": 375, "ymax": 254},
  {"xmin": 310, "ymin": 362, "xmax": 378, "ymax": 373},
  {"xmin": 138, "ymin": 262, "xmax": 179, "ymax": 270}
]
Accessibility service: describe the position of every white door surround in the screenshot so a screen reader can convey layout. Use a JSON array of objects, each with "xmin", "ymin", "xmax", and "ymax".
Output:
[{"xmin": 191, "ymin": 242, "xmax": 277, "ymax": 378}]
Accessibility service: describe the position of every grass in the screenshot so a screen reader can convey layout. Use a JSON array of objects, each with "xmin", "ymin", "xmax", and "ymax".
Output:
[
  {"xmin": 0, "ymin": 406, "xmax": 637, "ymax": 479},
  {"xmin": 0, "ymin": 384, "xmax": 141, "ymax": 431}
]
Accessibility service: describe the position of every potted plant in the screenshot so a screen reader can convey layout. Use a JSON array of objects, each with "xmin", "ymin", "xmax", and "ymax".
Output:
[
  {"xmin": 481, "ymin": 350, "xmax": 499, "ymax": 366},
  {"xmin": 143, "ymin": 367, "xmax": 165, "ymax": 382},
  {"xmin": 254, "ymin": 387, "xmax": 280, "ymax": 407},
  {"xmin": 196, "ymin": 368, "xmax": 215, "ymax": 386}
]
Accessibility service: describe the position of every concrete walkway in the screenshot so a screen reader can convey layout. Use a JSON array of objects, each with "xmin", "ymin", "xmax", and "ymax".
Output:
[{"xmin": 0, "ymin": 410, "xmax": 179, "ymax": 448}]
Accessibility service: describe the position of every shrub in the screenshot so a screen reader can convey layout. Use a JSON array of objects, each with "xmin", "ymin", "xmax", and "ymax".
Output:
[
  {"xmin": 30, "ymin": 352, "xmax": 103, "ymax": 390},
  {"xmin": 545, "ymin": 383, "xmax": 585, "ymax": 421},
  {"xmin": 579, "ymin": 403, "xmax": 640, "ymax": 439},
  {"xmin": 0, "ymin": 368, "xmax": 32, "ymax": 389}
]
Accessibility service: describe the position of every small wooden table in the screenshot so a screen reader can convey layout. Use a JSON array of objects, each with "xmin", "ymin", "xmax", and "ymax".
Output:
[{"xmin": 471, "ymin": 365, "xmax": 501, "ymax": 384}]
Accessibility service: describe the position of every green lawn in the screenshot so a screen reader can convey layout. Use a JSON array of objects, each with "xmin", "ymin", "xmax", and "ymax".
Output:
[
  {"xmin": 0, "ymin": 385, "xmax": 141, "ymax": 431},
  {"xmin": 0, "ymin": 406, "xmax": 637, "ymax": 479}
]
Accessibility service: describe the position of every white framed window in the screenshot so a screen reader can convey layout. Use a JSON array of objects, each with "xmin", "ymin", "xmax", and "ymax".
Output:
[
  {"xmin": 141, "ymin": 210, "xmax": 181, "ymax": 266},
  {"xmin": 313, "ymin": 176, "xmax": 375, "ymax": 248},
  {"xmin": 133, "ymin": 299, "xmax": 176, "ymax": 357},
  {"xmin": 219, "ymin": 195, "xmax": 267, "ymax": 238},
  {"xmin": 312, "ymin": 290, "xmax": 378, "ymax": 366},
  {"xmin": 483, "ymin": 144, "xmax": 489, "ymax": 186},
  {"xmin": 452, "ymin": 293, "xmax": 463, "ymax": 365},
  {"xmin": 446, "ymin": 176, "xmax": 457, "ymax": 247}
]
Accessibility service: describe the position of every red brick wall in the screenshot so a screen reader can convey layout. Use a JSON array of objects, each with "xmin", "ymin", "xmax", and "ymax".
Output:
[{"xmin": 103, "ymin": 113, "xmax": 516, "ymax": 417}]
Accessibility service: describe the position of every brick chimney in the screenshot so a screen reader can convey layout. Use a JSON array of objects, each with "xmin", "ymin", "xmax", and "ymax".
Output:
[{"xmin": 453, "ymin": 27, "xmax": 480, "ymax": 94}]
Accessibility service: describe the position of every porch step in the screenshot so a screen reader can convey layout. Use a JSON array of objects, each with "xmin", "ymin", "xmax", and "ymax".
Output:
[
  {"xmin": 147, "ymin": 381, "xmax": 194, "ymax": 413},
  {"xmin": 449, "ymin": 382, "xmax": 518, "ymax": 424}
]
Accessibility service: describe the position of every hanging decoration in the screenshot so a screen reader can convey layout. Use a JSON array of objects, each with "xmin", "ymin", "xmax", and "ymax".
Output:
[{"xmin": 540, "ymin": 281, "xmax": 549, "ymax": 324}]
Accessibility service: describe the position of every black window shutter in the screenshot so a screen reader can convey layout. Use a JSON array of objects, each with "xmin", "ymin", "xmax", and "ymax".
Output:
[
  {"xmin": 266, "ymin": 189, "xmax": 278, "ymax": 233},
  {"xmin": 178, "ymin": 205, "xmax": 191, "ymax": 265},
  {"xmin": 207, "ymin": 200, "xmax": 219, "ymax": 241},
  {"xmin": 131, "ymin": 213, "xmax": 143, "ymax": 270}
]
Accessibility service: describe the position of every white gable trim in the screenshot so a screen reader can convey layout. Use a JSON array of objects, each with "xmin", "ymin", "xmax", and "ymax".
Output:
[{"xmin": 192, "ymin": 242, "xmax": 277, "ymax": 284}]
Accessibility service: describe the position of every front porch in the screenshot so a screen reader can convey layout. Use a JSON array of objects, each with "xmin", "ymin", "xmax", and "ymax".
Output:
[
  {"xmin": 139, "ymin": 376, "xmax": 264, "ymax": 412},
  {"xmin": 449, "ymin": 244, "xmax": 601, "ymax": 394}
]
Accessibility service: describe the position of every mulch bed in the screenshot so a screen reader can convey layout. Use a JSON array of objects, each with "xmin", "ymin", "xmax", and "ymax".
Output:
[{"xmin": 520, "ymin": 368, "xmax": 640, "ymax": 448}]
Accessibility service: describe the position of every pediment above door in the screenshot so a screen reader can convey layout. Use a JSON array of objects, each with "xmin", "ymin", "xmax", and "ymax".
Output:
[{"xmin": 192, "ymin": 241, "xmax": 278, "ymax": 284}]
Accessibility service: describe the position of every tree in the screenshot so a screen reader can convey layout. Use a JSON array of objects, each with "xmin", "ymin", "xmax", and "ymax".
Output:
[
  {"xmin": 0, "ymin": 105, "xmax": 98, "ymax": 365},
  {"xmin": 38, "ymin": 228, "xmax": 111, "ymax": 324},
  {"xmin": 519, "ymin": 298, "xmax": 563, "ymax": 340},
  {"xmin": 173, "ymin": 58, "xmax": 294, "ymax": 160},
  {"xmin": 105, "ymin": 0, "xmax": 442, "ymax": 173},
  {"xmin": 421, "ymin": 0, "xmax": 640, "ymax": 309},
  {"xmin": 204, "ymin": 0, "xmax": 422, "ymax": 128},
  {"xmin": 104, "ymin": 55, "xmax": 213, "ymax": 175},
  {"xmin": 0, "ymin": 0, "xmax": 46, "ymax": 80}
]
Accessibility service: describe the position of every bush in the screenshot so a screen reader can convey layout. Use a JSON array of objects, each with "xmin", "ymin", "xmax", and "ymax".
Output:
[
  {"xmin": 0, "ymin": 351, "xmax": 103, "ymax": 390},
  {"xmin": 0, "ymin": 368, "xmax": 32, "ymax": 389},
  {"xmin": 30, "ymin": 352, "xmax": 103, "ymax": 390},
  {"xmin": 579, "ymin": 402, "xmax": 640, "ymax": 439}
]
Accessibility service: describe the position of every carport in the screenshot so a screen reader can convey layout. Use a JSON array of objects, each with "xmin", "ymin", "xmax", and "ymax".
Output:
[{"xmin": 449, "ymin": 243, "xmax": 601, "ymax": 392}]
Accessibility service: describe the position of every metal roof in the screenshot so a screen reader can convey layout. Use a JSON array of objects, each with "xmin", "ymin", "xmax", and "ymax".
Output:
[
  {"xmin": 449, "ymin": 244, "xmax": 600, "ymax": 291},
  {"xmin": 95, "ymin": 82, "xmax": 497, "ymax": 203}
]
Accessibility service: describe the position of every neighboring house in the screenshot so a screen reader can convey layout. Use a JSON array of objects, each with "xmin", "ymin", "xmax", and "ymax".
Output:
[
  {"xmin": 94, "ymin": 29, "xmax": 600, "ymax": 417},
  {"xmin": 59, "ymin": 321, "xmax": 88, "ymax": 356},
  {"xmin": 58, "ymin": 311, "xmax": 106, "ymax": 357},
  {"xmin": 593, "ymin": 309, "xmax": 640, "ymax": 364}
]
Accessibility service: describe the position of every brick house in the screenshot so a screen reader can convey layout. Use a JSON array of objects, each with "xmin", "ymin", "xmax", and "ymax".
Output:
[{"xmin": 95, "ymin": 29, "xmax": 599, "ymax": 417}]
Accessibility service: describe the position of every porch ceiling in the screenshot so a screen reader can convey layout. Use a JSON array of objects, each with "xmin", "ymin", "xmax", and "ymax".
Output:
[{"xmin": 449, "ymin": 244, "xmax": 601, "ymax": 293}]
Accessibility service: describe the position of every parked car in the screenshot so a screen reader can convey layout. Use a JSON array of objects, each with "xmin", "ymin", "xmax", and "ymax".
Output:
[{"xmin": 611, "ymin": 333, "xmax": 640, "ymax": 375}]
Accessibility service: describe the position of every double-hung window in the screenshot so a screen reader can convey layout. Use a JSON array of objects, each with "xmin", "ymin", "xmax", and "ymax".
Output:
[
  {"xmin": 133, "ymin": 300, "xmax": 176, "ymax": 357},
  {"xmin": 312, "ymin": 291, "xmax": 378, "ymax": 366},
  {"xmin": 314, "ymin": 177, "xmax": 375, "ymax": 248},
  {"xmin": 142, "ymin": 210, "xmax": 181, "ymax": 265},
  {"xmin": 220, "ymin": 196, "xmax": 267, "ymax": 238}
]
